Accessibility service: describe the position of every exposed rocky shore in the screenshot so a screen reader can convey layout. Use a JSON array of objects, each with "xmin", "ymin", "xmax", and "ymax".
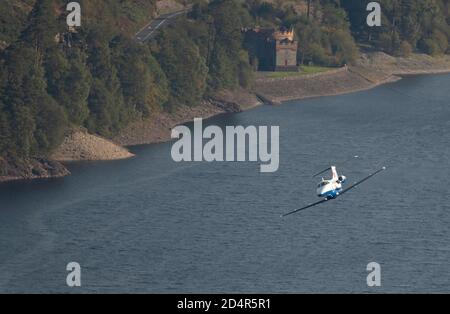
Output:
[
  {"xmin": 0, "ymin": 90, "xmax": 259, "ymax": 183},
  {"xmin": 51, "ymin": 128, "xmax": 134, "ymax": 161},
  {"xmin": 0, "ymin": 156, "xmax": 70, "ymax": 183},
  {"xmin": 253, "ymin": 67, "xmax": 391, "ymax": 103},
  {"xmin": 253, "ymin": 53, "xmax": 450, "ymax": 103},
  {"xmin": 114, "ymin": 88, "xmax": 261, "ymax": 146},
  {"xmin": 2, "ymin": 52, "xmax": 450, "ymax": 183},
  {"xmin": 357, "ymin": 52, "xmax": 450, "ymax": 75}
]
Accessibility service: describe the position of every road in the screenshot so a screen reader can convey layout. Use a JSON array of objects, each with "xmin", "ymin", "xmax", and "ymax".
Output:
[{"xmin": 135, "ymin": 9, "xmax": 188, "ymax": 42}]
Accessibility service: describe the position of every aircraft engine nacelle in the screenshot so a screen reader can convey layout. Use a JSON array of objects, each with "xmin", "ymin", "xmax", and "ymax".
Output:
[{"xmin": 338, "ymin": 176, "xmax": 347, "ymax": 183}]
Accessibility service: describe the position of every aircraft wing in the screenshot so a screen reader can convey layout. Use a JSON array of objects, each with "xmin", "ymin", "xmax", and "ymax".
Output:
[
  {"xmin": 339, "ymin": 167, "xmax": 386, "ymax": 197},
  {"xmin": 282, "ymin": 167, "xmax": 386, "ymax": 218},
  {"xmin": 281, "ymin": 198, "xmax": 330, "ymax": 217}
]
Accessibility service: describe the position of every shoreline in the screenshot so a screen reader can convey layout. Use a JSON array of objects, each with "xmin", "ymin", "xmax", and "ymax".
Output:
[
  {"xmin": 0, "ymin": 157, "xmax": 70, "ymax": 184},
  {"xmin": 113, "ymin": 87, "xmax": 262, "ymax": 147},
  {"xmin": 255, "ymin": 52, "xmax": 450, "ymax": 104},
  {"xmin": 133, "ymin": 57, "xmax": 450, "ymax": 146},
  {"xmin": 51, "ymin": 128, "xmax": 135, "ymax": 162},
  {"xmin": 2, "ymin": 52, "xmax": 450, "ymax": 183},
  {"xmin": 254, "ymin": 67, "xmax": 400, "ymax": 104},
  {"xmin": 253, "ymin": 52, "xmax": 450, "ymax": 104}
]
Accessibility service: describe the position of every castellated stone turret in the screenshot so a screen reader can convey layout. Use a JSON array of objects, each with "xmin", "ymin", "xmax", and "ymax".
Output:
[
  {"xmin": 244, "ymin": 27, "xmax": 298, "ymax": 72},
  {"xmin": 274, "ymin": 28, "xmax": 298, "ymax": 71}
]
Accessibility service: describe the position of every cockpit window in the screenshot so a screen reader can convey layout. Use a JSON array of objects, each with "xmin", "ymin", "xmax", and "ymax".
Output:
[{"xmin": 318, "ymin": 182, "xmax": 328, "ymax": 188}]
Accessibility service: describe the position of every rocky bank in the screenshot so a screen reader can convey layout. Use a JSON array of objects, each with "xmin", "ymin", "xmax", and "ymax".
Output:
[
  {"xmin": 253, "ymin": 52, "xmax": 450, "ymax": 104},
  {"xmin": 51, "ymin": 128, "xmax": 134, "ymax": 161},
  {"xmin": 0, "ymin": 156, "xmax": 70, "ymax": 183},
  {"xmin": 2, "ymin": 52, "xmax": 450, "ymax": 183},
  {"xmin": 114, "ymin": 88, "xmax": 261, "ymax": 146}
]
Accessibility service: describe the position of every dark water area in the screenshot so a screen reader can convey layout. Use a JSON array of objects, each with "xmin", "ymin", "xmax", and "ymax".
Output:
[{"xmin": 1, "ymin": 74, "xmax": 449, "ymax": 293}]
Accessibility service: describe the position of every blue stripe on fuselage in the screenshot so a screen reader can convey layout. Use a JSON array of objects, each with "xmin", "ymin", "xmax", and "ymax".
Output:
[{"xmin": 319, "ymin": 188, "xmax": 343, "ymax": 199}]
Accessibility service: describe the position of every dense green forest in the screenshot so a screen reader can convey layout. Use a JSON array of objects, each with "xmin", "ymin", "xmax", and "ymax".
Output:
[
  {"xmin": 343, "ymin": 0, "xmax": 450, "ymax": 56},
  {"xmin": 0, "ymin": 0, "xmax": 449, "ymax": 165}
]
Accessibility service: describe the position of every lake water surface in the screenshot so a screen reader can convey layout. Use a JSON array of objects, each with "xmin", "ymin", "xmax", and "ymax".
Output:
[{"xmin": 1, "ymin": 74, "xmax": 449, "ymax": 293}]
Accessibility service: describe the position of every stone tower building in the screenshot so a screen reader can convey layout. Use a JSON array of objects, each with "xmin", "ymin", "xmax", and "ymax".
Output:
[
  {"xmin": 244, "ymin": 27, "xmax": 298, "ymax": 72},
  {"xmin": 273, "ymin": 28, "xmax": 298, "ymax": 71}
]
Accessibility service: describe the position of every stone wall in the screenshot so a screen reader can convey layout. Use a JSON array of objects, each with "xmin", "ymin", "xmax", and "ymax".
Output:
[{"xmin": 253, "ymin": 67, "xmax": 396, "ymax": 103}]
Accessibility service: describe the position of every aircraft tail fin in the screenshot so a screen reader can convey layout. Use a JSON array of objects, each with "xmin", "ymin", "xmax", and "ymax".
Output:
[{"xmin": 331, "ymin": 166, "xmax": 338, "ymax": 181}]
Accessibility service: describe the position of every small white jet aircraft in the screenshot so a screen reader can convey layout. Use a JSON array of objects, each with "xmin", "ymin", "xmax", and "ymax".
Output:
[{"xmin": 282, "ymin": 165, "xmax": 386, "ymax": 217}]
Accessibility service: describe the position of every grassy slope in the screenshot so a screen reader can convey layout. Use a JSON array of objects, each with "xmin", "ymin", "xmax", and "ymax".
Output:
[{"xmin": 265, "ymin": 65, "xmax": 335, "ymax": 78}]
